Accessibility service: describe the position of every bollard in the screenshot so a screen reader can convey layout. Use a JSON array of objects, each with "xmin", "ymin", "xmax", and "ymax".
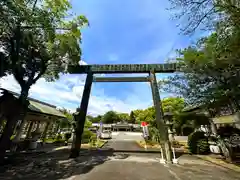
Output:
[
  {"xmin": 160, "ymin": 146, "xmax": 166, "ymax": 164},
  {"xmin": 172, "ymin": 147, "xmax": 178, "ymax": 164}
]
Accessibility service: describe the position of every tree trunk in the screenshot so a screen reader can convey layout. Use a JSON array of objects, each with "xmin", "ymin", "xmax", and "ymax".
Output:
[
  {"xmin": 0, "ymin": 88, "xmax": 29, "ymax": 162},
  {"xmin": 0, "ymin": 114, "xmax": 4, "ymax": 127},
  {"xmin": 0, "ymin": 115, "xmax": 18, "ymax": 162},
  {"xmin": 0, "ymin": 115, "xmax": 5, "ymax": 133}
]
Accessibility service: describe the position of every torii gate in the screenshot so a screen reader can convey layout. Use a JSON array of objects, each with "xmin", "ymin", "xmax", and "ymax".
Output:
[{"xmin": 68, "ymin": 63, "xmax": 178, "ymax": 163}]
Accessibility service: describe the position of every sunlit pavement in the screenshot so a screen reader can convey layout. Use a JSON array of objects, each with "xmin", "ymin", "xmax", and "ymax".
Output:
[
  {"xmin": 68, "ymin": 155, "xmax": 240, "ymax": 180},
  {"xmin": 1, "ymin": 132, "xmax": 239, "ymax": 180},
  {"xmin": 1, "ymin": 146, "xmax": 240, "ymax": 180},
  {"xmin": 75, "ymin": 131, "xmax": 239, "ymax": 180}
]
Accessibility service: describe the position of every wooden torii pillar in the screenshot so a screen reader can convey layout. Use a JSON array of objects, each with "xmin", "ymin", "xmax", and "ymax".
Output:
[
  {"xmin": 70, "ymin": 72, "xmax": 93, "ymax": 158},
  {"xmin": 149, "ymin": 71, "xmax": 172, "ymax": 163}
]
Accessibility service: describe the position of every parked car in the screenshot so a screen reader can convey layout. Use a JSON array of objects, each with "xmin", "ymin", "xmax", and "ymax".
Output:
[{"xmin": 100, "ymin": 130, "xmax": 112, "ymax": 139}]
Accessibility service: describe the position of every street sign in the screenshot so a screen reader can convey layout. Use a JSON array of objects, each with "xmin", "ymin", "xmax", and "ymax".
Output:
[
  {"xmin": 142, "ymin": 126, "xmax": 149, "ymax": 138},
  {"xmin": 141, "ymin": 121, "xmax": 148, "ymax": 127}
]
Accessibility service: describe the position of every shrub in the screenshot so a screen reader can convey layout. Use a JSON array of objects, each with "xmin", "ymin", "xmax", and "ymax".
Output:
[
  {"xmin": 197, "ymin": 139, "xmax": 210, "ymax": 154},
  {"xmin": 54, "ymin": 134, "xmax": 64, "ymax": 144},
  {"xmin": 64, "ymin": 132, "xmax": 72, "ymax": 141},
  {"xmin": 188, "ymin": 131, "xmax": 209, "ymax": 154},
  {"xmin": 181, "ymin": 125, "xmax": 194, "ymax": 136},
  {"xmin": 89, "ymin": 134, "xmax": 97, "ymax": 147},
  {"xmin": 82, "ymin": 129, "xmax": 94, "ymax": 144},
  {"xmin": 55, "ymin": 134, "xmax": 63, "ymax": 140},
  {"xmin": 217, "ymin": 126, "xmax": 240, "ymax": 138},
  {"xmin": 90, "ymin": 134, "xmax": 97, "ymax": 142}
]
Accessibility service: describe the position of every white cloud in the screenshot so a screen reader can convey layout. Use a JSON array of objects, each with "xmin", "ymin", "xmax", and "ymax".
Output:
[
  {"xmin": 0, "ymin": 73, "xmax": 153, "ymax": 116},
  {"xmin": 79, "ymin": 60, "xmax": 88, "ymax": 65}
]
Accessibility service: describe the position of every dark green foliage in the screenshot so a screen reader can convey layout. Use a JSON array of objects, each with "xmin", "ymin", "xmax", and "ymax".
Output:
[
  {"xmin": 188, "ymin": 131, "xmax": 208, "ymax": 154},
  {"xmin": 149, "ymin": 127, "xmax": 160, "ymax": 143},
  {"xmin": 217, "ymin": 126, "xmax": 240, "ymax": 138},
  {"xmin": 129, "ymin": 111, "xmax": 136, "ymax": 124},
  {"xmin": 181, "ymin": 125, "xmax": 194, "ymax": 136},
  {"xmin": 90, "ymin": 134, "xmax": 97, "ymax": 142},
  {"xmin": 90, "ymin": 115, "xmax": 102, "ymax": 123},
  {"xmin": 54, "ymin": 134, "xmax": 64, "ymax": 143},
  {"xmin": 197, "ymin": 139, "xmax": 210, "ymax": 154},
  {"xmin": 82, "ymin": 129, "xmax": 94, "ymax": 144},
  {"xmin": 55, "ymin": 134, "xmax": 63, "ymax": 140},
  {"xmin": 102, "ymin": 111, "xmax": 121, "ymax": 124},
  {"xmin": 64, "ymin": 132, "xmax": 71, "ymax": 141}
]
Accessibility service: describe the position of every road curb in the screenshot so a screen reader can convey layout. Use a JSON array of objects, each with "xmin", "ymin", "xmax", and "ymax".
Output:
[
  {"xmin": 101, "ymin": 140, "xmax": 108, "ymax": 147},
  {"xmin": 97, "ymin": 140, "xmax": 108, "ymax": 148},
  {"xmin": 195, "ymin": 155, "xmax": 240, "ymax": 173}
]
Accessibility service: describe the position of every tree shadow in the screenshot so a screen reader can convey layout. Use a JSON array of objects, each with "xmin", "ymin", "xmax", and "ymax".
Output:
[
  {"xmin": 100, "ymin": 148, "xmax": 187, "ymax": 159},
  {"xmin": 0, "ymin": 148, "xmax": 114, "ymax": 180}
]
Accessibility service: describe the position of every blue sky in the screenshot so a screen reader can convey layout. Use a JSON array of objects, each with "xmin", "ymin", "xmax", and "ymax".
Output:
[{"xmin": 0, "ymin": 0, "xmax": 206, "ymax": 116}]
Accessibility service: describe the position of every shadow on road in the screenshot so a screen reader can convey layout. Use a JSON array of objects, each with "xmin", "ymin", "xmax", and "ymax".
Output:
[
  {"xmin": 99, "ymin": 147, "xmax": 187, "ymax": 158},
  {"xmin": 0, "ymin": 148, "xmax": 114, "ymax": 180}
]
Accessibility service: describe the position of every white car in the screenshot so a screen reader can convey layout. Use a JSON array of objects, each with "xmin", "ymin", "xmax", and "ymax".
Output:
[{"xmin": 100, "ymin": 130, "xmax": 112, "ymax": 139}]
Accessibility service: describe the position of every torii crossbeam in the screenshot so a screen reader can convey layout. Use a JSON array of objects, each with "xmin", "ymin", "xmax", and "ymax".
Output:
[{"xmin": 93, "ymin": 76, "xmax": 151, "ymax": 82}]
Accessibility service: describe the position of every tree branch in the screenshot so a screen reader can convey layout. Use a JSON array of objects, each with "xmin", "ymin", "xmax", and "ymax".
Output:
[{"xmin": 32, "ymin": 59, "xmax": 47, "ymax": 85}]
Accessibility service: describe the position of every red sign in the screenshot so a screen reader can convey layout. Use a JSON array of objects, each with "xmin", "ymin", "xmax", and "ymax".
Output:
[{"xmin": 141, "ymin": 122, "xmax": 148, "ymax": 127}]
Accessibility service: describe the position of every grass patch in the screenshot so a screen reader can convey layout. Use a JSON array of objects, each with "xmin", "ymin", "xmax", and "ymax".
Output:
[
  {"xmin": 81, "ymin": 140, "xmax": 107, "ymax": 149},
  {"xmin": 89, "ymin": 139, "xmax": 106, "ymax": 148},
  {"xmin": 96, "ymin": 140, "xmax": 106, "ymax": 147},
  {"xmin": 137, "ymin": 140, "xmax": 160, "ymax": 148},
  {"xmin": 44, "ymin": 138, "xmax": 55, "ymax": 143},
  {"xmin": 137, "ymin": 140, "xmax": 188, "ymax": 152}
]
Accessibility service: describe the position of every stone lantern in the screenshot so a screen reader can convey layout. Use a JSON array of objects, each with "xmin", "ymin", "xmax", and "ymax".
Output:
[{"xmin": 164, "ymin": 112, "xmax": 175, "ymax": 141}]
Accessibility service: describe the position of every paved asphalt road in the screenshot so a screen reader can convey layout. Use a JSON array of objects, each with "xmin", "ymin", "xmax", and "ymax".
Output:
[
  {"xmin": 1, "ymin": 132, "xmax": 239, "ymax": 180},
  {"xmin": 74, "ymin": 158, "xmax": 240, "ymax": 180},
  {"xmin": 102, "ymin": 131, "xmax": 160, "ymax": 154},
  {"xmin": 83, "ymin": 131, "xmax": 239, "ymax": 180}
]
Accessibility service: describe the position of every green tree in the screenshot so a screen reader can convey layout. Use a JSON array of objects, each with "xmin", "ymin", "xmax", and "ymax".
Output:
[
  {"xmin": 162, "ymin": 97, "xmax": 185, "ymax": 114},
  {"xmin": 86, "ymin": 115, "xmax": 94, "ymax": 122},
  {"xmin": 129, "ymin": 111, "xmax": 136, "ymax": 124},
  {"xmin": 0, "ymin": 0, "xmax": 88, "ymax": 160},
  {"xmin": 117, "ymin": 113, "xmax": 130, "ymax": 122},
  {"xmin": 169, "ymin": 0, "xmax": 240, "ymax": 35},
  {"xmin": 102, "ymin": 111, "xmax": 120, "ymax": 124},
  {"xmin": 90, "ymin": 115, "xmax": 102, "ymax": 123},
  {"xmin": 132, "ymin": 109, "xmax": 145, "ymax": 124},
  {"xmin": 135, "ymin": 107, "xmax": 155, "ymax": 126},
  {"xmin": 161, "ymin": 33, "xmax": 240, "ymax": 112},
  {"xmin": 84, "ymin": 119, "xmax": 92, "ymax": 129},
  {"xmin": 58, "ymin": 108, "xmax": 73, "ymax": 129}
]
